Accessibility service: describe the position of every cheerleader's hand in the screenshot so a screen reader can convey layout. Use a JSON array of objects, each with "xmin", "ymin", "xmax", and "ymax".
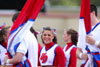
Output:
[
  {"xmin": 86, "ymin": 35, "xmax": 95, "ymax": 45},
  {"xmin": 81, "ymin": 53, "xmax": 88, "ymax": 60},
  {"xmin": 2, "ymin": 62, "xmax": 6, "ymax": 67},
  {"xmin": 4, "ymin": 55, "xmax": 9, "ymax": 63}
]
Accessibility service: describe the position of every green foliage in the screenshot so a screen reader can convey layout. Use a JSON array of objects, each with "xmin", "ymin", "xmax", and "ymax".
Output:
[
  {"xmin": 49, "ymin": 0, "xmax": 64, "ymax": 5},
  {"xmin": 49, "ymin": 0, "xmax": 100, "ymax": 6},
  {"xmin": 91, "ymin": 0, "xmax": 100, "ymax": 6},
  {"xmin": 49, "ymin": 0, "xmax": 81, "ymax": 6}
]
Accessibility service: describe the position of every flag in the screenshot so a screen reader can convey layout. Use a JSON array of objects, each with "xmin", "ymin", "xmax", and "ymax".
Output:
[
  {"xmin": 7, "ymin": 0, "xmax": 45, "ymax": 66},
  {"xmin": 80, "ymin": 0, "xmax": 91, "ymax": 34},
  {"xmin": 77, "ymin": 0, "xmax": 91, "ymax": 52},
  {"xmin": 78, "ymin": 0, "xmax": 100, "ymax": 67},
  {"xmin": 77, "ymin": 0, "xmax": 92, "ymax": 67},
  {"xmin": 8, "ymin": 0, "xmax": 45, "ymax": 51}
]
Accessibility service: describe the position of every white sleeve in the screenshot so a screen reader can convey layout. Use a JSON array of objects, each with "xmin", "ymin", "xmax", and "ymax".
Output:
[
  {"xmin": 0, "ymin": 45, "xmax": 7, "ymax": 65},
  {"xmin": 16, "ymin": 39, "xmax": 28, "ymax": 55}
]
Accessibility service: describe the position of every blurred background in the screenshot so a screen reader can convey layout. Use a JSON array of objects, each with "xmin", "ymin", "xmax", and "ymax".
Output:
[{"xmin": 0, "ymin": 0, "xmax": 100, "ymax": 67}]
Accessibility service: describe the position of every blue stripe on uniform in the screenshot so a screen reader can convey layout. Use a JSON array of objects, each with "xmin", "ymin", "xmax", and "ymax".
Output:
[
  {"xmin": 53, "ymin": 45, "xmax": 58, "ymax": 65},
  {"xmin": 10, "ymin": 22, "xmax": 26, "ymax": 35},
  {"xmin": 0, "ymin": 60, "xmax": 1, "ymax": 65},
  {"xmin": 14, "ymin": 42, "xmax": 21, "ymax": 52},
  {"xmin": 87, "ymin": 22, "xmax": 100, "ymax": 34}
]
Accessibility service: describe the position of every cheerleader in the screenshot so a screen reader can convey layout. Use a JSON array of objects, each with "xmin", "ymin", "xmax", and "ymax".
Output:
[
  {"xmin": 39, "ymin": 27, "xmax": 65, "ymax": 67},
  {"xmin": 0, "ymin": 25, "xmax": 10, "ymax": 65},
  {"xmin": 63, "ymin": 29, "xmax": 78, "ymax": 67},
  {"xmin": 77, "ymin": 4, "xmax": 100, "ymax": 67}
]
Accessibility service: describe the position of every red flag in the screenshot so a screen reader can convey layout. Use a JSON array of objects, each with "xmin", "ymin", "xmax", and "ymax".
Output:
[
  {"xmin": 77, "ymin": 0, "xmax": 91, "ymax": 52},
  {"xmin": 7, "ymin": 0, "xmax": 45, "ymax": 66},
  {"xmin": 7, "ymin": 0, "xmax": 45, "ymax": 55},
  {"xmin": 10, "ymin": 0, "xmax": 45, "ymax": 33},
  {"xmin": 80, "ymin": 0, "xmax": 91, "ymax": 34}
]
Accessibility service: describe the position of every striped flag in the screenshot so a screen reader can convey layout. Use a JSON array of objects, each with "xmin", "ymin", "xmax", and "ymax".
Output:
[
  {"xmin": 7, "ymin": 0, "xmax": 45, "ymax": 66},
  {"xmin": 77, "ymin": 0, "xmax": 93, "ymax": 67},
  {"xmin": 78, "ymin": 0, "xmax": 100, "ymax": 67},
  {"xmin": 8, "ymin": 0, "xmax": 45, "ymax": 52},
  {"xmin": 80, "ymin": 0, "xmax": 91, "ymax": 34},
  {"xmin": 77, "ymin": 0, "xmax": 91, "ymax": 52}
]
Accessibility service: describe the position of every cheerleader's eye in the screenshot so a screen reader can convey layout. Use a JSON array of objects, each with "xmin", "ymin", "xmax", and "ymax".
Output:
[
  {"xmin": 43, "ymin": 34, "xmax": 46, "ymax": 36},
  {"xmin": 48, "ymin": 34, "xmax": 51, "ymax": 36}
]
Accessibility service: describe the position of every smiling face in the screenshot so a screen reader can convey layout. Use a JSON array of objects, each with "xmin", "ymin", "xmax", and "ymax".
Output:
[{"xmin": 42, "ymin": 30, "xmax": 54, "ymax": 44}]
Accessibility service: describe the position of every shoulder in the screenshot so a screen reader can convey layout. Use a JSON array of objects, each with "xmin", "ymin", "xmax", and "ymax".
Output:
[
  {"xmin": 94, "ymin": 23, "xmax": 100, "ymax": 31},
  {"xmin": 54, "ymin": 45, "xmax": 65, "ymax": 58},
  {"xmin": 70, "ymin": 47, "xmax": 77, "ymax": 54},
  {"xmin": 55, "ymin": 46, "xmax": 63, "ymax": 53},
  {"xmin": 71, "ymin": 47, "xmax": 77, "ymax": 51},
  {"xmin": 55, "ymin": 45, "xmax": 62, "ymax": 50}
]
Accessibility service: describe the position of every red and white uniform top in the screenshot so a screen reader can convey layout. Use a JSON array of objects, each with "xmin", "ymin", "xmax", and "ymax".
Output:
[
  {"xmin": 63, "ymin": 42, "xmax": 77, "ymax": 67},
  {"xmin": 0, "ymin": 43, "xmax": 7, "ymax": 65},
  {"xmin": 63, "ymin": 45, "xmax": 75, "ymax": 67},
  {"xmin": 39, "ymin": 44, "xmax": 58, "ymax": 66}
]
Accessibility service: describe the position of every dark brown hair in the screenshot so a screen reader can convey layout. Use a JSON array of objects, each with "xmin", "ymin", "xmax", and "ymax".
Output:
[
  {"xmin": 41, "ymin": 27, "xmax": 57, "ymax": 44},
  {"xmin": 0, "ymin": 26, "xmax": 10, "ymax": 43},
  {"xmin": 30, "ymin": 27, "xmax": 37, "ymax": 39},
  {"xmin": 66, "ymin": 29, "xmax": 78, "ymax": 45},
  {"xmin": 91, "ymin": 4, "xmax": 97, "ymax": 17},
  {"xmin": 12, "ymin": 12, "xmax": 20, "ymax": 23}
]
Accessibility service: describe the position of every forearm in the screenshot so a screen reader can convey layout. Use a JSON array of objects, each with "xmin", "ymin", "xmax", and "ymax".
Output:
[
  {"xmin": 97, "ymin": 43, "xmax": 100, "ymax": 48},
  {"xmin": 76, "ymin": 47, "xmax": 88, "ymax": 60},
  {"xmin": 86, "ymin": 35, "xmax": 100, "ymax": 48},
  {"xmin": 6, "ymin": 52, "xmax": 24, "ymax": 64},
  {"xmin": 76, "ymin": 48, "xmax": 82, "ymax": 59}
]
